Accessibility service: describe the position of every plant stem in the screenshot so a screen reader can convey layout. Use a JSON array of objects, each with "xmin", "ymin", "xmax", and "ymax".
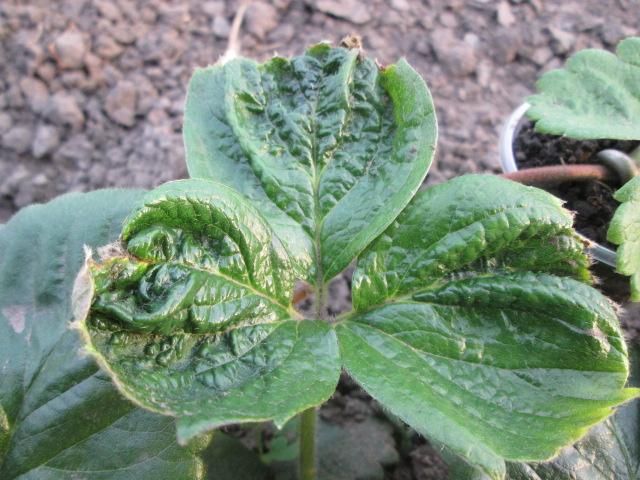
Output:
[
  {"xmin": 299, "ymin": 407, "xmax": 317, "ymax": 480},
  {"xmin": 501, "ymin": 164, "xmax": 615, "ymax": 185}
]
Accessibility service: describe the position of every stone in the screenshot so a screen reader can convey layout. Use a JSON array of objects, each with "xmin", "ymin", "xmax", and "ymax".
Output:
[
  {"xmin": 47, "ymin": 92, "xmax": 85, "ymax": 129},
  {"xmin": 95, "ymin": 34, "xmax": 123, "ymax": 59},
  {"xmin": 431, "ymin": 28, "xmax": 477, "ymax": 77},
  {"xmin": 52, "ymin": 28, "xmax": 87, "ymax": 69},
  {"xmin": 19, "ymin": 77, "xmax": 49, "ymax": 113},
  {"xmin": 36, "ymin": 62, "xmax": 57, "ymax": 83},
  {"xmin": 53, "ymin": 134, "xmax": 93, "ymax": 168},
  {"xmin": 390, "ymin": 0, "xmax": 410, "ymax": 11},
  {"xmin": 245, "ymin": 2, "xmax": 279, "ymax": 39},
  {"xmin": 32, "ymin": 124, "xmax": 60, "ymax": 158},
  {"xmin": 110, "ymin": 24, "xmax": 136, "ymax": 45},
  {"xmin": 314, "ymin": 0, "xmax": 371, "ymax": 25},
  {"xmin": 104, "ymin": 81, "xmax": 137, "ymax": 127},
  {"xmin": 2, "ymin": 125, "xmax": 33, "ymax": 154},
  {"xmin": 212, "ymin": 15, "xmax": 231, "ymax": 38},
  {"xmin": 201, "ymin": 1, "xmax": 225, "ymax": 17},
  {"xmin": 0, "ymin": 113, "xmax": 11, "ymax": 134},
  {"xmin": 600, "ymin": 22, "xmax": 625, "ymax": 47},
  {"xmin": 496, "ymin": 1, "xmax": 515, "ymax": 26},
  {"xmin": 95, "ymin": 0, "xmax": 121, "ymax": 21},
  {"xmin": 529, "ymin": 46, "xmax": 554, "ymax": 66},
  {"xmin": 549, "ymin": 27, "xmax": 575, "ymax": 54}
]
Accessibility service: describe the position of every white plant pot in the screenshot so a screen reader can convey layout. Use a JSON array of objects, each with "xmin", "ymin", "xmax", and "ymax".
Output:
[{"xmin": 498, "ymin": 103, "xmax": 617, "ymax": 268}]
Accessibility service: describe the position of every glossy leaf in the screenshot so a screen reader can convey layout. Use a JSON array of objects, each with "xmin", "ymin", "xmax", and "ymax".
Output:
[
  {"xmin": 183, "ymin": 43, "xmax": 437, "ymax": 282},
  {"xmin": 506, "ymin": 343, "xmax": 639, "ymax": 480},
  {"xmin": 608, "ymin": 176, "xmax": 640, "ymax": 301},
  {"xmin": 432, "ymin": 344, "xmax": 640, "ymax": 479},
  {"xmin": 77, "ymin": 179, "xmax": 341, "ymax": 444},
  {"xmin": 0, "ymin": 190, "xmax": 207, "ymax": 479},
  {"xmin": 527, "ymin": 37, "xmax": 640, "ymax": 140},
  {"xmin": 339, "ymin": 175, "xmax": 638, "ymax": 479}
]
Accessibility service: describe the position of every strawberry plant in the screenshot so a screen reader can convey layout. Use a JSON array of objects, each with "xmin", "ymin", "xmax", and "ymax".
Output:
[
  {"xmin": 508, "ymin": 37, "xmax": 640, "ymax": 302},
  {"xmin": 1, "ymin": 43, "xmax": 639, "ymax": 480}
]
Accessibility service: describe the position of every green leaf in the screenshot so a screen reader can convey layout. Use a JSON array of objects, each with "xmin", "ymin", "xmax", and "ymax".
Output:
[
  {"xmin": 526, "ymin": 37, "xmax": 640, "ymax": 140},
  {"xmin": 608, "ymin": 176, "xmax": 640, "ymax": 301},
  {"xmin": 338, "ymin": 175, "xmax": 638, "ymax": 479},
  {"xmin": 183, "ymin": 43, "xmax": 437, "ymax": 282},
  {"xmin": 504, "ymin": 343, "xmax": 640, "ymax": 480},
  {"xmin": 77, "ymin": 179, "xmax": 341, "ymax": 444},
  {"xmin": 0, "ymin": 190, "xmax": 207, "ymax": 479}
]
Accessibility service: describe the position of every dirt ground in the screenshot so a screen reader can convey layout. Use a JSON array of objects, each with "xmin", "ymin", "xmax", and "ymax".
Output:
[{"xmin": 1, "ymin": 1, "xmax": 639, "ymax": 479}]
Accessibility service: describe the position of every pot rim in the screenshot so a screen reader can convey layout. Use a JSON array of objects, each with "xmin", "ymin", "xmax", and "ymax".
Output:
[{"xmin": 498, "ymin": 102, "xmax": 617, "ymax": 268}]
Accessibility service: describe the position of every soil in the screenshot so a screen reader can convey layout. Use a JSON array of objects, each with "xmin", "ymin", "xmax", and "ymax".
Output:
[
  {"xmin": 514, "ymin": 120, "xmax": 639, "ymax": 248},
  {"xmin": 3, "ymin": 1, "xmax": 640, "ymax": 479}
]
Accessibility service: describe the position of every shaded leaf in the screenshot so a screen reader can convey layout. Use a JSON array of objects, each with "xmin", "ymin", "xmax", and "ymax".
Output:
[
  {"xmin": 0, "ymin": 190, "xmax": 206, "ymax": 479},
  {"xmin": 78, "ymin": 180, "xmax": 341, "ymax": 444},
  {"xmin": 183, "ymin": 43, "xmax": 437, "ymax": 282},
  {"xmin": 608, "ymin": 176, "xmax": 640, "ymax": 301},
  {"xmin": 527, "ymin": 37, "xmax": 640, "ymax": 140},
  {"xmin": 338, "ymin": 175, "xmax": 638, "ymax": 479}
]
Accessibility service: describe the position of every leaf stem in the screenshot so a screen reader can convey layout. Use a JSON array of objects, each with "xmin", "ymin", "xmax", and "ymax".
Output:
[{"xmin": 299, "ymin": 406, "xmax": 317, "ymax": 480}]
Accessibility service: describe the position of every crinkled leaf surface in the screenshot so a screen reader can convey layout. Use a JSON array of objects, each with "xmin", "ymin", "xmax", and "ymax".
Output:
[
  {"xmin": 0, "ymin": 190, "xmax": 206, "ymax": 479},
  {"xmin": 183, "ymin": 43, "xmax": 437, "ymax": 282},
  {"xmin": 527, "ymin": 37, "xmax": 640, "ymax": 140},
  {"xmin": 445, "ymin": 344, "xmax": 640, "ymax": 480},
  {"xmin": 506, "ymin": 343, "xmax": 640, "ymax": 480},
  {"xmin": 79, "ymin": 180, "xmax": 341, "ymax": 444},
  {"xmin": 608, "ymin": 176, "xmax": 640, "ymax": 301},
  {"xmin": 337, "ymin": 175, "xmax": 638, "ymax": 479}
]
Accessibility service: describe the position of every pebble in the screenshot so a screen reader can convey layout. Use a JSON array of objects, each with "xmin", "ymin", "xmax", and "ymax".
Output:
[
  {"xmin": 549, "ymin": 27, "xmax": 575, "ymax": 54},
  {"xmin": 314, "ymin": 0, "xmax": 371, "ymax": 25},
  {"xmin": 390, "ymin": 0, "xmax": 410, "ymax": 11},
  {"xmin": 2, "ymin": 125, "xmax": 33, "ymax": 154},
  {"xmin": 212, "ymin": 16, "xmax": 231, "ymax": 39},
  {"xmin": 245, "ymin": 2, "xmax": 279, "ymax": 39},
  {"xmin": 201, "ymin": 1, "xmax": 225, "ymax": 17},
  {"xmin": 32, "ymin": 124, "xmax": 60, "ymax": 158},
  {"xmin": 47, "ymin": 92, "xmax": 85, "ymax": 129},
  {"xmin": 0, "ymin": 113, "xmax": 12, "ymax": 134},
  {"xmin": 19, "ymin": 77, "xmax": 50, "ymax": 114},
  {"xmin": 431, "ymin": 28, "xmax": 477, "ymax": 77},
  {"xmin": 52, "ymin": 28, "xmax": 87, "ymax": 70},
  {"xmin": 95, "ymin": 0, "xmax": 121, "ymax": 21},
  {"xmin": 496, "ymin": 1, "xmax": 516, "ymax": 26},
  {"xmin": 95, "ymin": 34, "xmax": 124, "ymax": 59},
  {"xmin": 104, "ymin": 81, "xmax": 137, "ymax": 127}
]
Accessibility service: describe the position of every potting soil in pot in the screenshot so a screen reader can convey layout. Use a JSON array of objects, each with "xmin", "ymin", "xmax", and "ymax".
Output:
[{"xmin": 514, "ymin": 121, "xmax": 640, "ymax": 250}]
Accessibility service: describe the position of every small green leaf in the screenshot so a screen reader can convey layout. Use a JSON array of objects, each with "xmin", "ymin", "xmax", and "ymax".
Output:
[
  {"xmin": 183, "ymin": 44, "xmax": 437, "ymax": 282},
  {"xmin": 0, "ymin": 190, "xmax": 206, "ymax": 479},
  {"xmin": 339, "ymin": 175, "xmax": 638, "ymax": 478},
  {"xmin": 608, "ymin": 175, "xmax": 640, "ymax": 301},
  {"xmin": 527, "ymin": 37, "xmax": 640, "ymax": 140},
  {"xmin": 78, "ymin": 179, "xmax": 341, "ymax": 444}
]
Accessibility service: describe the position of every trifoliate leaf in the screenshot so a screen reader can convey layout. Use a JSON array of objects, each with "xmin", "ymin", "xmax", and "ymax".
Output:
[
  {"xmin": 338, "ymin": 175, "xmax": 638, "ymax": 479},
  {"xmin": 183, "ymin": 43, "xmax": 437, "ymax": 282},
  {"xmin": 527, "ymin": 37, "xmax": 640, "ymax": 140},
  {"xmin": 76, "ymin": 180, "xmax": 341, "ymax": 444}
]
